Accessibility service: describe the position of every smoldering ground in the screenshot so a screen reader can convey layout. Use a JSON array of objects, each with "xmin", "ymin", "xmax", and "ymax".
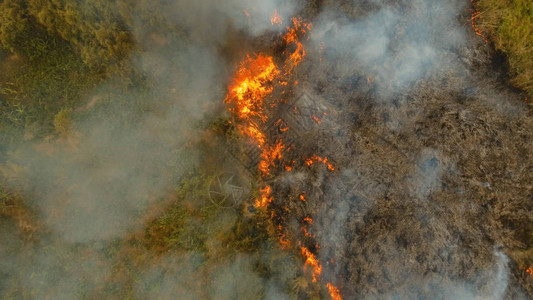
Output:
[
  {"xmin": 281, "ymin": 0, "xmax": 532, "ymax": 298},
  {"xmin": 0, "ymin": 0, "xmax": 532, "ymax": 299}
]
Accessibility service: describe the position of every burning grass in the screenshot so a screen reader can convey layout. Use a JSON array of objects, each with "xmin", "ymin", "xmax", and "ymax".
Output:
[
  {"xmin": 0, "ymin": 0, "xmax": 532, "ymax": 298},
  {"xmin": 223, "ymin": 15, "xmax": 343, "ymax": 299}
]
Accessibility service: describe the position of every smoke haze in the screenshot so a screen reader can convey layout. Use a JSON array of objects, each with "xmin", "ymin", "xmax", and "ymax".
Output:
[{"xmin": 1, "ymin": 0, "xmax": 532, "ymax": 299}]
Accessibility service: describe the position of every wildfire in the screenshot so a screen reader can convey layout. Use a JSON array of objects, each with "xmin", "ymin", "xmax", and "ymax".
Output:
[
  {"xmin": 243, "ymin": 123, "xmax": 266, "ymax": 147},
  {"xmin": 327, "ymin": 283, "xmax": 342, "ymax": 300},
  {"xmin": 278, "ymin": 224, "xmax": 291, "ymax": 248},
  {"xmin": 283, "ymin": 160, "xmax": 295, "ymax": 172},
  {"xmin": 305, "ymin": 155, "xmax": 336, "ymax": 171},
  {"xmin": 470, "ymin": 0, "xmax": 488, "ymax": 43},
  {"xmin": 224, "ymin": 18, "xmax": 310, "ymax": 181},
  {"xmin": 226, "ymin": 54, "xmax": 279, "ymax": 123},
  {"xmin": 275, "ymin": 118, "xmax": 289, "ymax": 132},
  {"xmin": 310, "ymin": 115, "xmax": 322, "ymax": 124},
  {"xmin": 258, "ymin": 140, "xmax": 285, "ymax": 176},
  {"xmin": 283, "ymin": 17, "xmax": 311, "ymax": 70},
  {"xmin": 301, "ymin": 246, "xmax": 322, "ymax": 282},
  {"xmin": 255, "ymin": 185, "xmax": 273, "ymax": 208},
  {"xmin": 224, "ymin": 14, "xmax": 342, "ymax": 300},
  {"xmin": 526, "ymin": 267, "xmax": 533, "ymax": 276},
  {"xmin": 271, "ymin": 10, "xmax": 283, "ymax": 25},
  {"xmin": 302, "ymin": 226, "xmax": 315, "ymax": 238}
]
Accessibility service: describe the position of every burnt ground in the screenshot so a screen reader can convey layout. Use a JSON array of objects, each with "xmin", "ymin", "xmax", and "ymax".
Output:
[{"xmin": 222, "ymin": 0, "xmax": 533, "ymax": 299}]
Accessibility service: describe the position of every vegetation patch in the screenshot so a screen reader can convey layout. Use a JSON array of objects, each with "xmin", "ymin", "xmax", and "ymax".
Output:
[{"xmin": 477, "ymin": 0, "xmax": 533, "ymax": 104}]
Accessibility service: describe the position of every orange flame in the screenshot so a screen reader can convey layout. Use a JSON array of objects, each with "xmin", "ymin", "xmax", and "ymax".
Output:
[
  {"xmin": 470, "ymin": 0, "xmax": 488, "ymax": 43},
  {"xmin": 259, "ymin": 140, "xmax": 285, "ymax": 175},
  {"xmin": 305, "ymin": 155, "xmax": 335, "ymax": 171},
  {"xmin": 225, "ymin": 54, "xmax": 279, "ymax": 125},
  {"xmin": 255, "ymin": 185, "xmax": 273, "ymax": 208},
  {"xmin": 310, "ymin": 115, "xmax": 322, "ymax": 124},
  {"xmin": 275, "ymin": 118, "xmax": 289, "ymax": 132},
  {"xmin": 525, "ymin": 267, "xmax": 533, "ymax": 276},
  {"xmin": 302, "ymin": 226, "xmax": 315, "ymax": 238},
  {"xmin": 327, "ymin": 283, "xmax": 342, "ymax": 300},
  {"xmin": 278, "ymin": 224, "xmax": 291, "ymax": 248},
  {"xmin": 224, "ymin": 15, "xmax": 341, "ymax": 299},
  {"xmin": 301, "ymin": 246, "xmax": 322, "ymax": 282},
  {"xmin": 283, "ymin": 18, "xmax": 311, "ymax": 70},
  {"xmin": 223, "ymin": 52, "xmax": 286, "ymax": 208},
  {"xmin": 271, "ymin": 10, "xmax": 283, "ymax": 25},
  {"xmin": 242, "ymin": 123, "xmax": 266, "ymax": 147}
]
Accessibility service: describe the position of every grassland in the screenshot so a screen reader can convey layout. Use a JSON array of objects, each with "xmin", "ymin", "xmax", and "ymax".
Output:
[
  {"xmin": 0, "ymin": 0, "xmax": 531, "ymax": 298},
  {"xmin": 477, "ymin": 0, "xmax": 533, "ymax": 105}
]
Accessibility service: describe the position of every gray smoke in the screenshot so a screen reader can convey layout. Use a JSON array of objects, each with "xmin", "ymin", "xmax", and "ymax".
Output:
[
  {"xmin": 310, "ymin": 0, "xmax": 468, "ymax": 101},
  {"xmin": 296, "ymin": 0, "xmax": 530, "ymax": 298},
  {"xmin": 1, "ymin": 0, "xmax": 531, "ymax": 298},
  {"xmin": 0, "ymin": 0, "xmax": 307, "ymax": 298}
]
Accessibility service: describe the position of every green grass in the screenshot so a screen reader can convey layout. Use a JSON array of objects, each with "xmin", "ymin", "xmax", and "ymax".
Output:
[
  {"xmin": 478, "ymin": 0, "xmax": 533, "ymax": 103},
  {"xmin": 0, "ymin": 37, "xmax": 102, "ymax": 147}
]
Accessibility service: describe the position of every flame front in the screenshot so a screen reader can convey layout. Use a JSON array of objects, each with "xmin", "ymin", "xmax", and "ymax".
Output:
[
  {"xmin": 256, "ymin": 185, "xmax": 273, "ymax": 208},
  {"xmin": 327, "ymin": 283, "xmax": 342, "ymax": 300},
  {"xmin": 224, "ymin": 16, "xmax": 342, "ymax": 300},
  {"xmin": 470, "ymin": 0, "xmax": 487, "ymax": 43},
  {"xmin": 301, "ymin": 246, "xmax": 322, "ymax": 282},
  {"xmin": 225, "ymin": 54, "xmax": 279, "ymax": 127},
  {"xmin": 259, "ymin": 140, "xmax": 285, "ymax": 176},
  {"xmin": 283, "ymin": 18, "xmax": 311, "ymax": 70}
]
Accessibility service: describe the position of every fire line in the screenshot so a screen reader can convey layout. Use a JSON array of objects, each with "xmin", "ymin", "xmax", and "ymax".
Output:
[{"xmin": 223, "ymin": 11, "xmax": 342, "ymax": 300}]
